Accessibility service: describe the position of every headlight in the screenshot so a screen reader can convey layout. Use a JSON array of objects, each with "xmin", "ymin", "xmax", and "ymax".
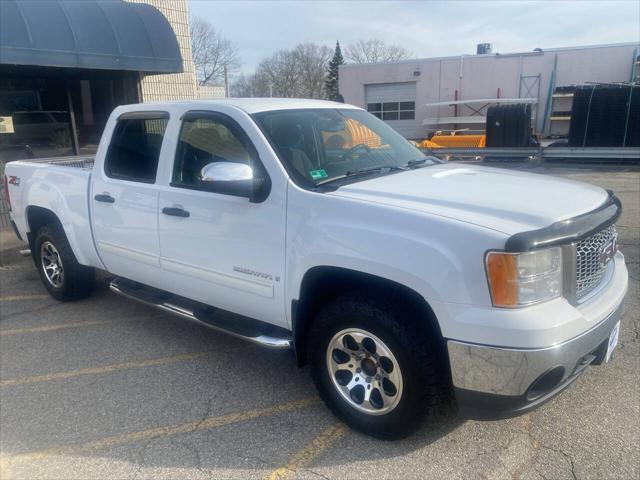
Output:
[{"xmin": 486, "ymin": 247, "xmax": 562, "ymax": 308}]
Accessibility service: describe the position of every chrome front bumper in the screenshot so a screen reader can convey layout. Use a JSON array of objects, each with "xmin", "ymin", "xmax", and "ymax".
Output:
[{"xmin": 448, "ymin": 303, "xmax": 622, "ymax": 418}]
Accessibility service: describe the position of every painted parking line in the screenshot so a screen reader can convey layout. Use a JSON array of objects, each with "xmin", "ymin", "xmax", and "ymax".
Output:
[
  {"xmin": 0, "ymin": 455, "xmax": 11, "ymax": 480},
  {"xmin": 0, "ymin": 351, "xmax": 212, "ymax": 387},
  {"xmin": 0, "ymin": 319, "xmax": 121, "ymax": 336},
  {"xmin": 0, "ymin": 264, "xmax": 30, "ymax": 271},
  {"xmin": 0, "ymin": 294, "xmax": 50, "ymax": 302},
  {"xmin": 265, "ymin": 423, "xmax": 346, "ymax": 480},
  {"xmin": 4, "ymin": 397, "xmax": 317, "ymax": 468}
]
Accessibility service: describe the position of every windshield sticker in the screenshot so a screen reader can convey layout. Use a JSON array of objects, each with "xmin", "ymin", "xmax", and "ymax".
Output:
[{"xmin": 309, "ymin": 169, "xmax": 328, "ymax": 180}]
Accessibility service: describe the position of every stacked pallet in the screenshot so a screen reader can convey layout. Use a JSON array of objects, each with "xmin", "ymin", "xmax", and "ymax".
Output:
[
  {"xmin": 485, "ymin": 104, "xmax": 534, "ymax": 147},
  {"xmin": 568, "ymin": 85, "xmax": 639, "ymax": 147}
]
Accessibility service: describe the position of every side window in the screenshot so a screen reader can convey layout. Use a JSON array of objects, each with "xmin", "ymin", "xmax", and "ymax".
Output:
[
  {"xmin": 173, "ymin": 115, "xmax": 254, "ymax": 188},
  {"xmin": 104, "ymin": 114, "xmax": 169, "ymax": 183}
]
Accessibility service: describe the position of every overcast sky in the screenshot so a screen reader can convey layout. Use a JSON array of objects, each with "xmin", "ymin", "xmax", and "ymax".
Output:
[{"xmin": 189, "ymin": 0, "xmax": 640, "ymax": 75}]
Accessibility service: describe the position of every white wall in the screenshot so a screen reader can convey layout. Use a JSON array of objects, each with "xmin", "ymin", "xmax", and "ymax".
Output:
[
  {"xmin": 197, "ymin": 84, "xmax": 226, "ymax": 99},
  {"xmin": 339, "ymin": 43, "xmax": 639, "ymax": 138}
]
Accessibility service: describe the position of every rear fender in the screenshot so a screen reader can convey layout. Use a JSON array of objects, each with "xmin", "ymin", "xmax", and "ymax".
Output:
[{"xmin": 23, "ymin": 174, "xmax": 103, "ymax": 269}]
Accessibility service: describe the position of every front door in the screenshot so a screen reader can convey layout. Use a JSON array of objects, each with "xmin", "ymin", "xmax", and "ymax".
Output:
[
  {"xmin": 91, "ymin": 112, "xmax": 169, "ymax": 288},
  {"xmin": 157, "ymin": 111, "xmax": 287, "ymax": 327}
]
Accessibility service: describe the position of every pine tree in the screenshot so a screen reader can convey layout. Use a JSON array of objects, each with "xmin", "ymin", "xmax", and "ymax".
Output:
[{"xmin": 325, "ymin": 41, "xmax": 345, "ymax": 101}]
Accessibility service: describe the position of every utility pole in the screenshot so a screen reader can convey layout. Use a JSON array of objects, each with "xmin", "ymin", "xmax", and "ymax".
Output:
[{"xmin": 224, "ymin": 65, "xmax": 229, "ymax": 98}]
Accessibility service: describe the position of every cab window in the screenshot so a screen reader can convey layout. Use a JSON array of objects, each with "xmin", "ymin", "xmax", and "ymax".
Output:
[
  {"xmin": 173, "ymin": 113, "xmax": 254, "ymax": 189},
  {"xmin": 104, "ymin": 113, "xmax": 168, "ymax": 183}
]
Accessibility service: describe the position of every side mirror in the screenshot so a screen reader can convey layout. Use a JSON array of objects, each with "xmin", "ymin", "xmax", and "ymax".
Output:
[{"xmin": 199, "ymin": 162, "xmax": 268, "ymax": 202}]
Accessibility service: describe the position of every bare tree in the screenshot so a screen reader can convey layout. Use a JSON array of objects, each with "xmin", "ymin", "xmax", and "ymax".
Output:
[
  {"xmin": 259, "ymin": 49, "xmax": 300, "ymax": 97},
  {"xmin": 230, "ymin": 73, "xmax": 253, "ymax": 97},
  {"xmin": 344, "ymin": 39, "xmax": 412, "ymax": 64},
  {"xmin": 294, "ymin": 43, "xmax": 332, "ymax": 98},
  {"xmin": 233, "ymin": 43, "xmax": 331, "ymax": 98},
  {"xmin": 190, "ymin": 16, "xmax": 240, "ymax": 86},
  {"xmin": 230, "ymin": 72, "xmax": 271, "ymax": 97}
]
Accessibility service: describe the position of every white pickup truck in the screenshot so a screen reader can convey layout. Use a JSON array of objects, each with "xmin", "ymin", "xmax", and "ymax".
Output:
[{"xmin": 4, "ymin": 99, "xmax": 628, "ymax": 438}]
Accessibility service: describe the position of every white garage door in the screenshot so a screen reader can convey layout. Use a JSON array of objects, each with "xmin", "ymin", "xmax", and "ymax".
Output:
[{"xmin": 365, "ymin": 82, "xmax": 418, "ymax": 139}]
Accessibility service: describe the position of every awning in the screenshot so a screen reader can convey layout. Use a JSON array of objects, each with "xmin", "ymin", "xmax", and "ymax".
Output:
[{"xmin": 0, "ymin": 0, "xmax": 183, "ymax": 73}]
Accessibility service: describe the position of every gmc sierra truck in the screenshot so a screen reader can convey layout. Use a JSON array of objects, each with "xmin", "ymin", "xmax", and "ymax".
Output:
[{"xmin": 4, "ymin": 99, "xmax": 628, "ymax": 439}]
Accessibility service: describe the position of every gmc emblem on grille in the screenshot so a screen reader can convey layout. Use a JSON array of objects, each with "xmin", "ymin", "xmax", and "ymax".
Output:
[{"xmin": 600, "ymin": 237, "xmax": 618, "ymax": 267}]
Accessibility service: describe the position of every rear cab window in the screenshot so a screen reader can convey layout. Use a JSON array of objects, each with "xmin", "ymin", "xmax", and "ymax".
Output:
[{"xmin": 104, "ymin": 112, "xmax": 169, "ymax": 183}]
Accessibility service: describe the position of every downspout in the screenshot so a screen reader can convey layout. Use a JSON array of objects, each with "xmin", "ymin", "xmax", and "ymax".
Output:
[
  {"xmin": 458, "ymin": 55, "xmax": 464, "ymax": 98},
  {"xmin": 517, "ymin": 54, "xmax": 523, "ymax": 97},
  {"xmin": 437, "ymin": 59, "xmax": 442, "ymax": 132},
  {"xmin": 457, "ymin": 55, "xmax": 464, "ymax": 132}
]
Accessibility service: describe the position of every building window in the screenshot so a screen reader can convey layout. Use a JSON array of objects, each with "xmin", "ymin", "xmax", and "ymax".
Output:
[
  {"xmin": 0, "ymin": 74, "xmax": 139, "ymax": 162},
  {"xmin": 367, "ymin": 101, "xmax": 415, "ymax": 121}
]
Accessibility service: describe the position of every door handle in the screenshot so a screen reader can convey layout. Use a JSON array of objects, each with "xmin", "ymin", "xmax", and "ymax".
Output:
[
  {"xmin": 162, "ymin": 207, "xmax": 190, "ymax": 218},
  {"xmin": 94, "ymin": 194, "xmax": 115, "ymax": 203}
]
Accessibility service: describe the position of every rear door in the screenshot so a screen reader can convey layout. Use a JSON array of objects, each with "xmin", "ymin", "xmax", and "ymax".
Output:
[{"xmin": 91, "ymin": 112, "xmax": 169, "ymax": 288}]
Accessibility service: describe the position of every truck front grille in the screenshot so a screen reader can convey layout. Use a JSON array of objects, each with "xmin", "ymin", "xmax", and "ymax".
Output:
[{"xmin": 575, "ymin": 225, "xmax": 617, "ymax": 299}]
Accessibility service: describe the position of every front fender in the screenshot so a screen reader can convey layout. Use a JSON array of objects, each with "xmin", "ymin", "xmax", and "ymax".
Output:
[{"xmin": 285, "ymin": 184, "xmax": 506, "ymax": 327}]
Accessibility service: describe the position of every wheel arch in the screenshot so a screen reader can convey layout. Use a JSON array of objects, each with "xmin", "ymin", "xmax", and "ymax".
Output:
[
  {"xmin": 24, "ymin": 203, "xmax": 102, "ymax": 269},
  {"xmin": 292, "ymin": 266, "xmax": 447, "ymax": 368},
  {"xmin": 25, "ymin": 206, "xmax": 64, "ymax": 250}
]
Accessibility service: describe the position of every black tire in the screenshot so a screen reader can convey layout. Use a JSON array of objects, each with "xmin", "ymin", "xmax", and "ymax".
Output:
[
  {"xmin": 308, "ymin": 293, "xmax": 449, "ymax": 439},
  {"xmin": 34, "ymin": 224, "xmax": 95, "ymax": 301}
]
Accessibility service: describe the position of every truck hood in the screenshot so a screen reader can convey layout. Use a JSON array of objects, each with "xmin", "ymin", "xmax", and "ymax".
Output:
[{"xmin": 329, "ymin": 164, "xmax": 608, "ymax": 235}]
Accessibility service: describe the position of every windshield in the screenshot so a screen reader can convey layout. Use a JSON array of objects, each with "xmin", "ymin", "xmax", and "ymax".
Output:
[{"xmin": 253, "ymin": 108, "xmax": 436, "ymax": 188}]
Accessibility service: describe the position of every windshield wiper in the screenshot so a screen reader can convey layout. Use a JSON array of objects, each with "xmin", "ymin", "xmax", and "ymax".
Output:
[
  {"xmin": 345, "ymin": 165, "xmax": 407, "ymax": 176},
  {"xmin": 316, "ymin": 165, "xmax": 406, "ymax": 186},
  {"xmin": 406, "ymin": 158, "xmax": 427, "ymax": 168},
  {"xmin": 405, "ymin": 156, "xmax": 444, "ymax": 168}
]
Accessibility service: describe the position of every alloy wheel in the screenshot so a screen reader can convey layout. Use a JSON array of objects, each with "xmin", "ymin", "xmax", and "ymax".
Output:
[
  {"xmin": 41, "ymin": 241, "xmax": 64, "ymax": 288},
  {"xmin": 326, "ymin": 328, "xmax": 403, "ymax": 415}
]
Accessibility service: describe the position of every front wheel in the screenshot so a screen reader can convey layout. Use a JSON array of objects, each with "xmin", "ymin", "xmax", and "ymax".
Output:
[
  {"xmin": 308, "ymin": 294, "xmax": 449, "ymax": 439},
  {"xmin": 34, "ymin": 224, "xmax": 95, "ymax": 301}
]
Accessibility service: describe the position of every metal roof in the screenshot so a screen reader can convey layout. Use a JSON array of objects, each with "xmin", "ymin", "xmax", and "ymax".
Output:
[
  {"xmin": 0, "ymin": 0, "xmax": 183, "ymax": 73},
  {"xmin": 339, "ymin": 41, "xmax": 640, "ymax": 69}
]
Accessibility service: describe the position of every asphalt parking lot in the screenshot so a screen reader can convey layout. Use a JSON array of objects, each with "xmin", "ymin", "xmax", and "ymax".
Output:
[{"xmin": 0, "ymin": 164, "xmax": 638, "ymax": 480}]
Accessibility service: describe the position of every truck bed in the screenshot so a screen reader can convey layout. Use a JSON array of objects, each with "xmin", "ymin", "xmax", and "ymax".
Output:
[
  {"xmin": 4, "ymin": 154, "xmax": 103, "ymax": 269},
  {"xmin": 17, "ymin": 155, "xmax": 95, "ymax": 169}
]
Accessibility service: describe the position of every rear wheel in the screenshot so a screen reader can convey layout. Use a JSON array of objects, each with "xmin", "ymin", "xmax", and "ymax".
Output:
[
  {"xmin": 308, "ymin": 293, "xmax": 449, "ymax": 439},
  {"xmin": 34, "ymin": 224, "xmax": 94, "ymax": 301}
]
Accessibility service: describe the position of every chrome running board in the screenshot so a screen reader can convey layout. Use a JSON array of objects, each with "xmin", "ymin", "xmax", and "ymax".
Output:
[{"xmin": 110, "ymin": 277, "xmax": 292, "ymax": 350}]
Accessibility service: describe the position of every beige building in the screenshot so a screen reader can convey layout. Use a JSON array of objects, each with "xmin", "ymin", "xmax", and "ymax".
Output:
[
  {"xmin": 131, "ymin": 0, "xmax": 227, "ymax": 102},
  {"xmin": 128, "ymin": 0, "xmax": 199, "ymax": 102}
]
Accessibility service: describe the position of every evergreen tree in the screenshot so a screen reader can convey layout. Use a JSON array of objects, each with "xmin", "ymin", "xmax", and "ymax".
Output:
[{"xmin": 325, "ymin": 41, "xmax": 345, "ymax": 101}]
